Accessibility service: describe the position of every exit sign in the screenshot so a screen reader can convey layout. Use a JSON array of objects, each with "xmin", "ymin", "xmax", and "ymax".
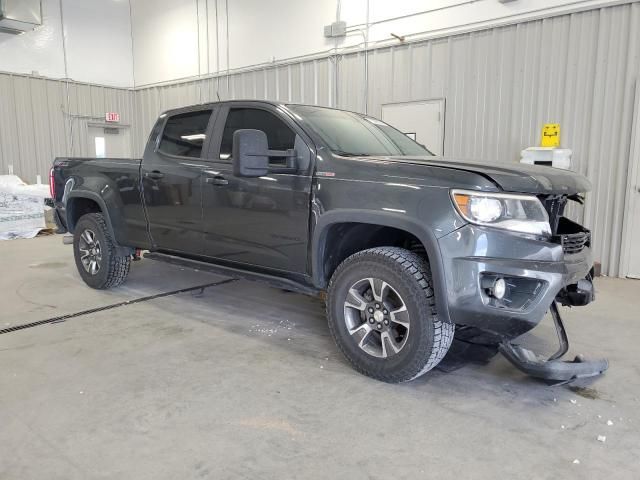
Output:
[{"xmin": 105, "ymin": 112, "xmax": 120, "ymax": 123}]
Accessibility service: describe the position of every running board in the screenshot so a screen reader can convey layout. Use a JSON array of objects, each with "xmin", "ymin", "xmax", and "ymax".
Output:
[
  {"xmin": 144, "ymin": 252, "xmax": 321, "ymax": 297},
  {"xmin": 499, "ymin": 301, "xmax": 608, "ymax": 383}
]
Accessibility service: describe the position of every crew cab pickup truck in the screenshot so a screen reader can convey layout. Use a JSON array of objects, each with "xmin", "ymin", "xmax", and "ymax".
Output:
[{"xmin": 51, "ymin": 101, "xmax": 608, "ymax": 383}]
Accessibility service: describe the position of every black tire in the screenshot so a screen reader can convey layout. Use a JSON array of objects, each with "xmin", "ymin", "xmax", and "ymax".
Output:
[
  {"xmin": 326, "ymin": 247, "xmax": 454, "ymax": 383},
  {"xmin": 73, "ymin": 213, "xmax": 131, "ymax": 289}
]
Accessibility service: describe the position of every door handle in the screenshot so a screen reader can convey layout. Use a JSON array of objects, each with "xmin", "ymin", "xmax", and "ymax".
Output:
[
  {"xmin": 145, "ymin": 171, "xmax": 164, "ymax": 180},
  {"xmin": 206, "ymin": 176, "xmax": 229, "ymax": 186}
]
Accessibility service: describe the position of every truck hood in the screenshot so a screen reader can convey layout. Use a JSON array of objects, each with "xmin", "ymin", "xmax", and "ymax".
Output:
[{"xmin": 386, "ymin": 156, "xmax": 592, "ymax": 195}]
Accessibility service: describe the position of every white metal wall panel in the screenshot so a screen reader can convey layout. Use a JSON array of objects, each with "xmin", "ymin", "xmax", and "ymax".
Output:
[
  {"xmin": 0, "ymin": 73, "xmax": 134, "ymax": 183},
  {"xmin": 128, "ymin": 3, "xmax": 640, "ymax": 275},
  {"xmin": 30, "ymin": 79, "xmax": 54, "ymax": 180},
  {"xmin": 13, "ymin": 78, "xmax": 38, "ymax": 179}
]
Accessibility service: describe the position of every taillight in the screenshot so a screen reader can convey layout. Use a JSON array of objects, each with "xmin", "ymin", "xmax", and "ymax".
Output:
[{"xmin": 49, "ymin": 167, "xmax": 55, "ymax": 199}]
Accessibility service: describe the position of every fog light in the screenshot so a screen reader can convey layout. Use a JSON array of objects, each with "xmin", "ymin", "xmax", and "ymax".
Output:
[
  {"xmin": 481, "ymin": 274, "xmax": 546, "ymax": 310},
  {"xmin": 492, "ymin": 278, "xmax": 506, "ymax": 299}
]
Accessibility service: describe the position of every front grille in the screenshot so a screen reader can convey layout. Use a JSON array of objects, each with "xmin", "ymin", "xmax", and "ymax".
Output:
[
  {"xmin": 557, "ymin": 230, "xmax": 591, "ymax": 255},
  {"xmin": 551, "ymin": 216, "xmax": 591, "ymax": 255},
  {"xmin": 539, "ymin": 195, "xmax": 590, "ymax": 254}
]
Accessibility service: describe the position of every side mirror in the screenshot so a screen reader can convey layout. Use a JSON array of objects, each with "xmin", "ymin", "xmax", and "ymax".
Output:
[{"xmin": 233, "ymin": 129, "xmax": 269, "ymax": 177}]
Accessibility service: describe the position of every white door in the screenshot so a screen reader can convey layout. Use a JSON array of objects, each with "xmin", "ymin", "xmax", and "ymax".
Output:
[
  {"xmin": 381, "ymin": 99, "xmax": 445, "ymax": 155},
  {"xmin": 623, "ymin": 83, "xmax": 640, "ymax": 278},
  {"xmin": 87, "ymin": 125, "xmax": 131, "ymax": 159}
]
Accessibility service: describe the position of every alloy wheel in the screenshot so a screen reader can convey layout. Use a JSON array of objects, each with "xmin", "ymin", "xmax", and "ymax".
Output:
[
  {"xmin": 78, "ymin": 229, "xmax": 102, "ymax": 275},
  {"xmin": 343, "ymin": 277, "xmax": 410, "ymax": 358}
]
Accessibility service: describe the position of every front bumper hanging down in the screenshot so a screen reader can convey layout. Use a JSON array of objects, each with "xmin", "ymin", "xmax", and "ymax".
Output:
[{"xmin": 499, "ymin": 302, "xmax": 608, "ymax": 383}]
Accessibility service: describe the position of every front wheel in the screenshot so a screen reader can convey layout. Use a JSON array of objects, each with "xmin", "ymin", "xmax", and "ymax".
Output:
[
  {"xmin": 73, "ymin": 213, "xmax": 131, "ymax": 289},
  {"xmin": 326, "ymin": 247, "xmax": 454, "ymax": 383}
]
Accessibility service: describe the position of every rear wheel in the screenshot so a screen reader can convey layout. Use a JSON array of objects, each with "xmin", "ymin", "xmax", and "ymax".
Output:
[
  {"xmin": 327, "ymin": 247, "xmax": 454, "ymax": 383},
  {"xmin": 73, "ymin": 213, "xmax": 131, "ymax": 289}
]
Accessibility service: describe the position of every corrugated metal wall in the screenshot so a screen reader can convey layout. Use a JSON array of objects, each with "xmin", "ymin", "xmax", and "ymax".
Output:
[
  {"xmin": 134, "ymin": 3, "xmax": 640, "ymax": 276},
  {"xmin": 3, "ymin": 4, "xmax": 636, "ymax": 275},
  {"xmin": 0, "ymin": 73, "xmax": 134, "ymax": 184}
]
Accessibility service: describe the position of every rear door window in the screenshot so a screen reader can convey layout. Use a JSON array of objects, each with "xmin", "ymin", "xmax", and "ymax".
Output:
[{"xmin": 158, "ymin": 109, "xmax": 213, "ymax": 158}]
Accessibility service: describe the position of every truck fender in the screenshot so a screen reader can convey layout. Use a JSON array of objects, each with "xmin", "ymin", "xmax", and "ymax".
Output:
[
  {"xmin": 66, "ymin": 191, "xmax": 131, "ymax": 255},
  {"xmin": 311, "ymin": 209, "xmax": 451, "ymax": 323}
]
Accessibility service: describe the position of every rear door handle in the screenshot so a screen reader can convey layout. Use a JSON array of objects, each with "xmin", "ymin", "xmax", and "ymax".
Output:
[
  {"xmin": 206, "ymin": 176, "xmax": 229, "ymax": 186},
  {"xmin": 145, "ymin": 171, "xmax": 164, "ymax": 180}
]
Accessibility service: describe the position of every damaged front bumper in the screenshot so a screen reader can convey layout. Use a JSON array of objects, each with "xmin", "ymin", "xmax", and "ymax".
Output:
[
  {"xmin": 499, "ymin": 302, "xmax": 608, "ymax": 382},
  {"xmin": 438, "ymin": 223, "xmax": 594, "ymax": 338},
  {"xmin": 438, "ymin": 223, "xmax": 608, "ymax": 382}
]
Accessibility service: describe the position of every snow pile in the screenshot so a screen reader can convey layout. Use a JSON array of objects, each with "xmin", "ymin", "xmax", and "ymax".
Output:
[{"xmin": 0, "ymin": 175, "xmax": 48, "ymax": 240}]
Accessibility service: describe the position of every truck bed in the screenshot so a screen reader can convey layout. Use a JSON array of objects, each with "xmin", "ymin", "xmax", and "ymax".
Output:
[{"xmin": 52, "ymin": 157, "xmax": 148, "ymax": 248}]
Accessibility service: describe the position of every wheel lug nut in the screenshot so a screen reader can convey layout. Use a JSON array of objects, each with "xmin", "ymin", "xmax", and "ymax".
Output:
[
  {"xmin": 368, "ymin": 307, "xmax": 374, "ymax": 314},
  {"xmin": 375, "ymin": 303, "xmax": 380, "ymax": 309},
  {"xmin": 383, "ymin": 309, "xmax": 388, "ymax": 315},
  {"xmin": 369, "ymin": 318, "xmax": 375, "ymax": 324},
  {"xmin": 377, "ymin": 323, "xmax": 382, "ymax": 329},
  {"xmin": 383, "ymin": 319, "xmax": 389, "ymax": 325}
]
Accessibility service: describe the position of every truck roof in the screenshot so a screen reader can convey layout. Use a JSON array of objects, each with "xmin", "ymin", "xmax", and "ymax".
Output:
[
  {"xmin": 159, "ymin": 100, "xmax": 373, "ymax": 125},
  {"xmin": 160, "ymin": 99, "xmax": 286, "ymax": 117}
]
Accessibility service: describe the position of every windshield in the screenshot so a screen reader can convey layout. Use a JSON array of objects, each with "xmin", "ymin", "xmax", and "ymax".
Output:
[{"xmin": 287, "ymin": 105, "xmax": 434, "ymax": 157}]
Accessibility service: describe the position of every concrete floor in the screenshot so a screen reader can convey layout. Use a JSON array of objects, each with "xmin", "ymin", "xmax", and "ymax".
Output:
[{"xmin": 1, "ymin": 235, "xmax": 639, "ymax": 479}]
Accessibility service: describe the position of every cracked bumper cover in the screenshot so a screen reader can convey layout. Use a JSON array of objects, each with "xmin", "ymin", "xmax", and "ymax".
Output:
[
  {"xmin": 499, "ymin": 343, "xmax": 608, "ymax": 381},
  {"xmin": 438, "ymin": 224, "xmax": 593, "ymax": 340}
]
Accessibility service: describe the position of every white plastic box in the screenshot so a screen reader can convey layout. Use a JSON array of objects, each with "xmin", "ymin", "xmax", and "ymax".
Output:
[{"xmin": 520, "ymin": 147, "xmax": 572, "ymax": 170}]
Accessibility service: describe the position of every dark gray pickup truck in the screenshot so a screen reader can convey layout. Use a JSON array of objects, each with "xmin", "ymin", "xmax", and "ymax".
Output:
[{"xmin": 51, "ymin": 100, "xmax": 607, "ymax": 383}]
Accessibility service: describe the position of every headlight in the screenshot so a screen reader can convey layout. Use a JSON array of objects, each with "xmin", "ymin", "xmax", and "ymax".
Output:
[{"xmin": 451, "ymin": 189, "xmax": 551, "ymax": 237}]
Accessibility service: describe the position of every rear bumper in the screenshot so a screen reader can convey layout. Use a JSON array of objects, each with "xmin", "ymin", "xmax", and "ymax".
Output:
[{"xmin": 438, "ymin": 225, "xmax": 593, "ymax": 339}]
